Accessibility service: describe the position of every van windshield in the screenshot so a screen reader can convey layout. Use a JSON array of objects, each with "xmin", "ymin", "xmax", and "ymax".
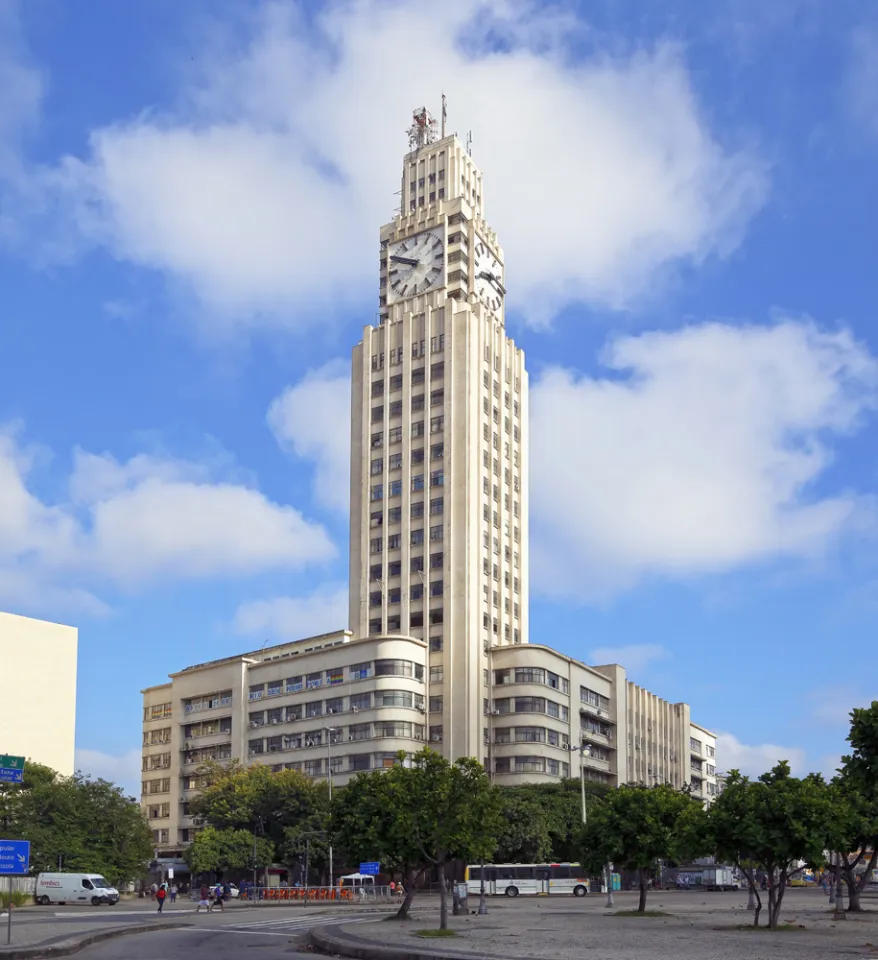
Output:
[{"xmin": 90, "ymin": 878, "xmax": 110, "ymax": 888}]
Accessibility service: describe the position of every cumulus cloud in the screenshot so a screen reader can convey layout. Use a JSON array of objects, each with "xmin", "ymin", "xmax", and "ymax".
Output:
[
  {"xmin": 75, "ymin": 748, "xmax": 142, "ymax": 797},
  {"xmin": 268, "ymin": 361, "xmax": 351, "ymax": 512},
  {"xmin": 233, "ymin": 585, "xmax": 349, "ymax": 641},
  {"xmin": 10, "ymin": 0, "xmax": 766, "ymax": 327},
  {"xmin": 531, "ymin": 320, "xmax": 878, "ymax": 601},
  {"xmin": 0, "ymin": 425, "xmax": 335, "ymax": 610},
  {"xmin": 590, "ymin": 644, "xmax": 669, "ymax": 675},
  {"xmin": 716, "ymin": 732, "xmax": 808, "ymax": 778}
]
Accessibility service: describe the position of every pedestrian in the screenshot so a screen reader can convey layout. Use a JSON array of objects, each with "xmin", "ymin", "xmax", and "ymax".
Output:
[
  {"xmin": 150, "ymin": 882, "xmax": 158, "ymax": 898},
  {"xmin": 214, "ymin": 883, "xmax": 225, "ymax": 912},
  {"xmin": 396, "ymin": 881, "xmax": 405, "ymax": 904},
  {"xmin": 197, "ymin": 885, "xmax": 212, "ymax": 913},
  {"xmin": 169, "ymin": 883, "xmax": 178, "ymax": 903},
  {"xmin": 156, "ymin": 884, "xmax": 167, "ymax": 913}
]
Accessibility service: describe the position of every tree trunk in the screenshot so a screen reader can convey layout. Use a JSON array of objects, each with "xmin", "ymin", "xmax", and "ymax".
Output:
[
  {"xmin": 637, "ymin": 868, "xmax": 648, "ymax": 912},
  {"xmin": 843, "ymin": 864, "xmax": 861, "ymax": 912},
  {"xmin": 395, "ymin": 867, "xmax": 418, "ymax": 920},
  {"xmin": 437, "ymin": 860, "xmax": 448, "ymax": 930},
  {"xmin": 850, "ymin": 849, "xmax": 878, "ymax": 913}
]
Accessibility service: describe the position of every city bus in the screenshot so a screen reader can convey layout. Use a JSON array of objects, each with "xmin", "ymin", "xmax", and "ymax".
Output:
[{"xmin": 465, "ymin": 863, "xmax": 591, "ymax": 897}]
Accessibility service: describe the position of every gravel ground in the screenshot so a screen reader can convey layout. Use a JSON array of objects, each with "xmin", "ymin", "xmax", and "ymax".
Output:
[{"xmin": 346, "ymin": 889, "xmax": 878, "ymax": 960}]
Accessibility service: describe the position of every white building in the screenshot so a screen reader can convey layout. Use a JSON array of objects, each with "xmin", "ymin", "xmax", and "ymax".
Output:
[
  {"xmin": 0, "ymin": 610, "xmax": 77, "ymax": 775},
  {"xmin": 141, "ymin": 106, "xmax": 717, "ymax": 859}
]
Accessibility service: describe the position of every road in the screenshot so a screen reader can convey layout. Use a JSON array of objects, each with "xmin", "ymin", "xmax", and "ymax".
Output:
[{"xmin": 0, "ymin": 900, "xmax": 384, "ymax": 953}]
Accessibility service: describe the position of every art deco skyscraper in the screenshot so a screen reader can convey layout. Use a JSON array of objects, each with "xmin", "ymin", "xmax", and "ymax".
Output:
[{"xmin": 349, "ymin": 107, "xmax": 529, "ymax": 764}]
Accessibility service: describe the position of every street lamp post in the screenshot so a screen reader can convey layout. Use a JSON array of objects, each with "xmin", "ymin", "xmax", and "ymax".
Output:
[
  {"xmin": 324, "ymin": 725, "xmax": 337, "ymax": 889},
  {"xmin": 571, "ymin": 742, "xmax": 613, "ymax": 906}
]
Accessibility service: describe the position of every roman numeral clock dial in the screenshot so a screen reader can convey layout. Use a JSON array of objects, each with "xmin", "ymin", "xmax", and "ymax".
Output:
[
  {"xmin": 386, "ymin": 230, "xmax": 445, "ymax": 304},
  {"xmin": 473, "ymin": 238, "xmax": 505, "ymax": 314}
]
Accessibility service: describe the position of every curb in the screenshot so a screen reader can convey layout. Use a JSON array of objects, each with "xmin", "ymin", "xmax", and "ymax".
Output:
[
  {"xmin": 308, "ymin": 924, "xmax": 536, "ymax": 960},
  {"xmin": 0, "ymin": 920, "xmax": 191, "ymax": 959}
]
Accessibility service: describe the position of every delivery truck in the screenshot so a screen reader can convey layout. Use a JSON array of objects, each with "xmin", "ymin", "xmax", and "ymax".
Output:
[
  {"xmin": 34, "ymin": 873, "xmax": 120, "ymax": 906},
  {"xmin": 702, "ymin": 867, "xmax": 739, "ymax": 891}
]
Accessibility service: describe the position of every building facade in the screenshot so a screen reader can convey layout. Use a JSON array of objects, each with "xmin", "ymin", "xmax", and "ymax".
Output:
[
  {"xmin": 141, "ymin": 106, "xmax": 718, "ymax": 858},
  {"xmin": 0, "ymin": 610, "xmax": 77, "ymax": 776},
  {"xmin": 349, "ymin": 109, "xmax": 528, "ymax": 765}
]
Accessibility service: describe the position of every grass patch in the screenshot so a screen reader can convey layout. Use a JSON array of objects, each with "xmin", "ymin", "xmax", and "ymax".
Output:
[
  {"xmin": 416, "ymin": 929, "xmax": 459, "ymax": 938},
  {"xmin": 0, "ymin": 892, "xmax": 31, "ymax": 909},
  {"xmin": 609, "ymin": 909, "xmax": 671, "ymax": 918}
]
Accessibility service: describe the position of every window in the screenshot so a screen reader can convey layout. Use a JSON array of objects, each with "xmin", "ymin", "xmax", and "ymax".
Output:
[
  {"xmin": 350, "ymin": 754, "xmax": 371, "ymax": 771},
  {"xmin": 515, "ymin": 726, "xmax": 545, "ymax": 743},
  {"xmin": 410, "ymin": 501, "xmax": 424, "ymax": 519},
  {"xmin": 429, "ymin": 496, "xmax": 444, "ymax": 515},
  {"xmin": 387, "ymin": 534, "xmax": 401, "ymax": 550},
  {"xmin": 495, "ymin": 758, "xmax": 511, "ymax": 774},
  {"xmin": 389, "ymin": 426, "xmax": 403, "ymax": 443},
  {"xmin": 515, "ymin": 756, "xmax": 545, "ymax": 773},
  {"xmin": 431, "ymin": 361, "xmax": 444, "ymax": 379},
  {"xmin": 429, "ymin": 607, "xmax": 444, "ymax": 625},
  {"xmin": 431, "ymin": 389, "xmax": 444, "ymax": 407},
  {"xmin": 377, "ymin": 690, "xmax": 415, "ymax": 708},
  {"xmin": 515, "ymin": 667, "xmax": 545, "ymax": 684},
  {"xmin": 412, "ymin": 394, "xmax": 425, "ymax": 411},
  {"xmin": 430, "ymin": 551, "xmax": 443, "ymax": 569},
  {"xmin": 370, "ymin": 537, "xmax": 382, "ymax": 555},
  {"xmin": 431, "ymin": 415, "xmax": 444, "ymax": 433},
  {"xmin": 370, "ymin": 484, "xmax": 383, "ymax": 502},
  {"xmin": 388, "ymin": 588, "xmax": 401, "ymax": 604},
  {"xmin": 430, "ymin": 665, "xmax": 444, "ymax": 683},
  {"xmin": 411, "ymin": 555, "xmax": 424, "ymax": 572},
  {"xmin": 515, "ymin": 697, "xmax": 546, "ymax": 714},
  {"xmin": 371, "ymin": 381, "xmax": 384, "ymax": 398},
  {"xmin": 410, "ymin": 583, "xmax": 423, "ymax": 600},
  {"xmin": 369, "ymin": 618, "xmax": 381, "ymax": 635},
  {"xmin": 388, "ymin": 452, "xmax": 402, "ymax": 470},
  {"xmin": 389, "ymin": 479, "xmax": 402, "ymax": 497},
  {"xmin": 411, "ymin": 447, "xmax": 425, "ymax": 464},
  {"xmin": 412, "ymin": 474, "xmax": 425, "ymax": 491},
  {"xmin": 371, "ymin": 406, "xmax": 383, "ymax": 423},
  {"xmin": 370, "ymin": 458, "xmax": 383, "ymax": 475},
  {"xmin": 369, "ymin": 563, "xmax": 382, "ymax": 580},
  {"xmin": 369, "ymin": 591, "xmax": 381, "ymax": 607},
  {"xmin": 411, "ymin": 528, "xmax": 424, "ymax": 545},
  {"xmin": 388, "ymin": 560, "xmax": 401, "ymax": 576},
  {"xmin": 350, "ymin": 690, "xmax": 372, "ymax": 709},
  {"xmin": 430, "ymin": 442, "xmax": 444, "ymax": 460},
  {"xmin": 390, "ymin": 374, "xmax": 403, "ymax": 391},
  {"xmin": 429, "ymin": 524, "xmax": 443, "ymax": 542},
  {"xmin": 375, "ymin": 659, "xmax": 415, "ymax": 678},
  {"xmin": 430, "ymin": 469, "xmax": 444, "ymax": 487},
  {"xmin": 371, "ymin": 431, "xmax": 383, "ymax": 449}
]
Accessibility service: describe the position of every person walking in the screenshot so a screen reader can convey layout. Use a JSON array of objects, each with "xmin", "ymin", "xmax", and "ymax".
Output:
[
  {"xmin": 156, "ymin": 885, "xmax": 167, "ymax": 913},
  {"xmin": 396, "ymin": 881, "xmax": 405, "ymax": 904},
  {"xmin": 169, "ymin": 883, "xmax": 178, "ymax": 904},
  {"xmin": 197, "ymin": 885, "xmax": 212, "ymax": 913},
  {"xmin": 213, "ymin": 882, "xmax": 225, "ymax": 912}
]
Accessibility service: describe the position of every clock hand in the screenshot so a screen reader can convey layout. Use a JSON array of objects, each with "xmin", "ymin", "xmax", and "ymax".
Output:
[
  {"xmin": 390, "ymin": 255, "xmax": 420, "ymax": 266},
  {"xmin": 478, "ymin": 271, "xmax": 506, "ymax": 296}
]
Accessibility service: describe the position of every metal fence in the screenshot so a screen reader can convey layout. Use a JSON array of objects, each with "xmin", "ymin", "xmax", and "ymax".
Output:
[
  {"xmin": 3, "ymin": 878, "xmax": 35, "ymax": 895},
  {"xmin": 195, "ymin": 885, "xmax": 396, "ymax": 903}
]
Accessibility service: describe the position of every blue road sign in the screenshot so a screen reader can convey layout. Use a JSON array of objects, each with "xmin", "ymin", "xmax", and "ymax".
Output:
[
  {"xmin": 0, "ymin": 769, "xmax": 23, "ymax": 784},
  {"xmin": 359, "ymin": 861, "xmax": 380, "ymax": 876},
  {"xmin": 0, "ymin": 840, "xmax": 30, "ymax": 876}
]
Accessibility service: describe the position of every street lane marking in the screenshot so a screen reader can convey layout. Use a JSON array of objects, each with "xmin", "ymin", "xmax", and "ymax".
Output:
[{"xmin": 53, "ymin": 909, "xmax": 198, "ymax": 917}]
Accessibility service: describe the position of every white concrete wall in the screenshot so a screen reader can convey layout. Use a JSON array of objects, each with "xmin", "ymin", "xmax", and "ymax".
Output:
[{"xmin": 0, "ymin": 611, "xmax": 77, "ymax": 775}]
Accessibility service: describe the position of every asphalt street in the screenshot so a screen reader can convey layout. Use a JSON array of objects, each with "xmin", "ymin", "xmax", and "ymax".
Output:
[{"xmin": 71, "ymin": 910, "xmax": 383, "ymax": 959}]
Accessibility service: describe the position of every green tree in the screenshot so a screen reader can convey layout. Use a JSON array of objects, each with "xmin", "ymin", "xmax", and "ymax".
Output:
[
  {"xmin": 333, "ymin": 749, "xmax": 502, "ymax": 929},
  {"xmin": 494, "ymin": 793, "xmax": 552, "ymax": 863},
  {"xmin": 709, "ymin": 763, "xmax": 835, "ymax": 929},
  {"xmin": 0, "ymin": 762, "xmax": 151, "ymax": 885},
  {"xmin": 580, "ymin": 783, "xmax": 707, "ymax": 912},
  {"xmin": 833, "ymin": 702, "xmax": 878, "ymax": 911},
  {"xmin": 183, "ymin": 825, "xmax": 274, "ymax": 876}
]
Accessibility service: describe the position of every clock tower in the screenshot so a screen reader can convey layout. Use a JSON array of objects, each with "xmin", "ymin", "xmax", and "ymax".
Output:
[{"xmin": 349, "ymin": 107, "xmax": 529, "ymax": 766}]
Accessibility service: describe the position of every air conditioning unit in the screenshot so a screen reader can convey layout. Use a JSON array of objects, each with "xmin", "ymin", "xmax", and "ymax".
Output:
[
  {"xmin": 351, "ymin": 706, "xmax": 360, "ymax": 714},
  {"xmin": 250, "ymin": 721, "xmax": 259, "ymax": 728},
  {"xmin": 431, "ymin": 735, "xmax": 443, "ymax": 742},
  {"xmin": 417, "ymin": 706, "xmax": 426, "ymax": 713},
  {"xmin": 492, "ymin": 709, "xmax": 500, "ymax": 716}
]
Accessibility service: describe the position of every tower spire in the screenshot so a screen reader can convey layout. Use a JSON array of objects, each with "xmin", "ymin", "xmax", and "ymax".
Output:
[{"xmin": 441, "ymin": 93, "xmax": 447, "ymax": 139}]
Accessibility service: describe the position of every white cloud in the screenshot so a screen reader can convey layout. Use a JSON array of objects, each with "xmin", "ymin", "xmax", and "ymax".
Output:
[
  {"xmin": 716, "ymin": 732, "xmax": 808, "ymax": 778},
  {"xmin": 268, "ymin": 361, "xmax": 351, "ymax": 512},
  {"xmin": 18, "ymin": 0, "xmax": 765, "ymax": 328},
  {"xmin": 75, "ymin": 748, "xmax": 142, "ymax": 797},
  {"xmin": 0, "ymin": 425, "xmax": 336, "ymax": 609},
  {"xmin": 531, "ymin": 320, "xmax": 878, "ymax": 601},
  {"xmin": 233, "ymin": 585, "xmax": 348, "ymax": 641},
  {"xmin": 590, "ymin": 643, "xmax": 669, "ymax": 675}
]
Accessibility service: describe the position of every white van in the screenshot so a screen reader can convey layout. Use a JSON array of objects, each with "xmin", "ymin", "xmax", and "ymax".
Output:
[{"xmin": 35, "ymin": 873, "xmax": 120, "ymax": 906}]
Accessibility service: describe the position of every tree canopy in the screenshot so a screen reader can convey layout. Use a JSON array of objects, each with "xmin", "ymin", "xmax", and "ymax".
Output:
[{"xmin": 0, "ymin": 762, "xmax": 152, "ymax": 885}]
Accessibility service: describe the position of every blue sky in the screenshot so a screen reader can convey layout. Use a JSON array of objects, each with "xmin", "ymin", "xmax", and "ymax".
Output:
[{"xmin": 1, "ymin": 0, "xmax": 877, "ymax": 794}]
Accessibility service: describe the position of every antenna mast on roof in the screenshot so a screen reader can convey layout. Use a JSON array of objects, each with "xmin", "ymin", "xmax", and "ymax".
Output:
[
  {"xmin": 441, "ymin": 93, "xmax": 447, "ymax": 139},
  {"xmin": 466, "ymin": 130, "xmax": 473, "ymax": 156},
  {"xmin": 408, "ymin": 107, "xmax": 438, "ymax": 151}
]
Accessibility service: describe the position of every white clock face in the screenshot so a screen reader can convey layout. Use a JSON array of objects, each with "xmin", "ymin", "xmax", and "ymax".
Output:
[
  {"xmin": 387, "ymin": 230, "xmax": 445, "ymax": 303},
  {"xmin": 473, "ymin": 237, "xmax": 504, "ymax": 313}
]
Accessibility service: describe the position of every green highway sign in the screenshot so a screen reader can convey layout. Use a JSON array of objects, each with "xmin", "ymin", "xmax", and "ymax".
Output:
[{"xmin": 0, "ymin": 756, "xmax": 26, "ymax": 784}]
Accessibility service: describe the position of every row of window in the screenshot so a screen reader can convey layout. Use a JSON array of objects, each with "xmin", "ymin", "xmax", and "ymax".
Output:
[
  {"xmin": 249, "ymin": 689, "xmax": 428, "ymax": 727},
  {"xmin": 182, "ymin": 744, "xmax": 232, "ymax": 765},
  {"xmin": 142, "ymin": 777, "xmax": 171, "ymax": 796},
  {"xmin": 144, "ymin": 702, "xmax": 172, "ymax": 721},
  {"xmin": 494, "ymin": 756, "xmax": 570, "ymax": 777},
  {"xmin": 482, "ymin": 616, "xmax": 522, "ymax": 643},
  {"xmin": 582, "ymin": 716, "xmax": 614, "ymax": 739},
  {"xmin": 483, "ymin": 459, "xmax": 521, "ymax": 488},
  {"xmin": 370, "ymin": 445, "xmax": 443, "ymax": 474},
  {"xmin": 494, "ymin": 668, "xmax": 568, "ymax": 692},
  {"xmin": 482, "ymin": 371, "xmax": 520, "ymax": 416},
  {"xmin": 147, "ymin": 803, "xmax": 171, "ymax": 820},
  {"xmin": 370, "ymin": 580, "xmax": 444, "ymax": 605},
  {"xmin": 369, "ymin": 610, "xmax": 445, "ymax": 633},
  {"xmin": 248, "ymin": 721, "xmax": 426, "ymax": 756},
  {"xmin": 183, "ymin": 691, "xmax": 233, "ymax": 715},
  {"xmin": 371, "ymin": 471, "xmax": 444, "ymax": 501},
  {"xmin": 370, "ymin": 526, "xmax": 444, "ymax": 553},
  {"xmin": 246, "ymin": 659, "xmax": 424, "ymax": 702},
  {"xmin": 371, "ymin": 499, "xmax": 443, "ymax": 527},
  {"xmin": 269, "ymin": 752, "xmax": 414, "ymax": 775},
  {"xmin": 493, "ymin": 697, "xmax": 569, "ymax": 721},
  {"xmin": 580, "ymin": 687, "xmax": 612, "ymax": 712},
  {"xmin": 370, "ymin": 362, "xmax": 444, "ymax": 397},
  {"xmin": 371, "ymin": 391, "xmax": 444, "ymax": 422},
  {"xmin": 371, "ymin": 417, "xmax": 444, "ymax": 449},
  {"xmin": 143, "ymin": 728, "xmax": 172, "ymax": 746},
  {"xmin": 493, "ymin": 726, "xmax": 570, "ymax": 747},
  {"xmin": 370, "ymin": 553, "xmax": 445, "ymax": 581},
  {"xmin": 370, "ymin": 335, "xmax": 445, "ymax": 369},
  {"xmin": 184, "ymin": 718, "xmax": 232, "ymax": 739}
]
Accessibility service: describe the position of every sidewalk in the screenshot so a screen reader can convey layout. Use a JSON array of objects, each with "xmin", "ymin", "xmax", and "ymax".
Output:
[
  {"xmin": 309, "ymin": 889, "xmax": 878, "ymax": 960},
  {"xmin": 0, "ymin": 920, "xmax": 191, "ymax": 959}
]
